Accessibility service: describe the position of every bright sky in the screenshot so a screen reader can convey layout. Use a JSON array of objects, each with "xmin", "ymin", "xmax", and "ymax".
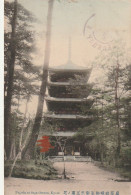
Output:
[
  {"xmin": 18, "ymin": 0, "xmax": 131, "ymax": 67},
  {"xmin": 7, "ymin": 0, "xmax": 131, "ymax": 114}
]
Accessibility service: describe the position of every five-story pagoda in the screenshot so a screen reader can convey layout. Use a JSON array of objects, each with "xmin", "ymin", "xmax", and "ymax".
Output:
[{"xmin": 43, "ymin": 41, "xmax": 94, "ymax": 156}]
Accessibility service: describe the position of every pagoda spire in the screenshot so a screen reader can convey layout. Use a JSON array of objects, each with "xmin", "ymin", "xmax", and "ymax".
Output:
[{"xmin": 68, "ymin": 37, "xmax": 71, "ymax": 62}]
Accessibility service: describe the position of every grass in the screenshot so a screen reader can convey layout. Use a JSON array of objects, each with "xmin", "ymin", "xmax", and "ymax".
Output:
[
  {"xmin": 4, "ymin": 159, "xmax": 58, "ymax": 180},
  {"xmin": 117, "ymin": 167, "xmax": 131, "ymax": 181},
  {"xmin": 94, "ymin": 161, "xmax": 131, "ymax": 181}
]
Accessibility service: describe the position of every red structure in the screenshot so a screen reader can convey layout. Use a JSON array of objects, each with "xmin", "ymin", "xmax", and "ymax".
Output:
[{"xmin": 37, "ymin": 136, "xmax": 54, "ymax": 153}]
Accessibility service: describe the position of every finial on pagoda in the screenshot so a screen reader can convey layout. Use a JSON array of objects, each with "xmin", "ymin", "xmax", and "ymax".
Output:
[{"xmin": 68, "ymin": 37, "xmax": 71, "ymax": 62}]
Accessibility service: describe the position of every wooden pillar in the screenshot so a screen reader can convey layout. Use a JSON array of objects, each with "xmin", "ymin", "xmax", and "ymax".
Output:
[{"xmin": 72, "ymin": 147, "xmax": 74, "ymax": 156}]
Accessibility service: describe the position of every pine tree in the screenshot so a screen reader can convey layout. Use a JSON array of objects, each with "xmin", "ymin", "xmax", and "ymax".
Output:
[{"xmin": 4, "ymin": 0, "xmax": 40, "ymax": 159}]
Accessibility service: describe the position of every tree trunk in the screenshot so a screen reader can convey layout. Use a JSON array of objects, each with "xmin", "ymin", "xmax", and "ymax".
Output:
[
  {"xmin": 22, "ymin": 0, "xmax": 54, "ymax": 159},
  {"xmin": 115, "ymin": 55, "xmax": 121, "ymax": 156},
  {"xmin": 9, "ymin": 142, "xmax": 16, "ymax": 160},
  {"xmin": 8, "ymin": 120, "xmax": 31, "ymax": 177},
  {"xmin": 8, "ymin": 93, "xmax": 21, "ymax": 160},
  {"xmin": 18, "ymin": 98, "xmax": 29, "ymax": 159},
  {"xmin": 4, "ymin": 0, "xmax": 18, "ymax": 159},
  {"xmin": 55, "ymin": 137, "xmax": 67, "ymax": 179},
  {"xmin": 100, "ymin": 144, "xmax": 104, "ymax": 165}
]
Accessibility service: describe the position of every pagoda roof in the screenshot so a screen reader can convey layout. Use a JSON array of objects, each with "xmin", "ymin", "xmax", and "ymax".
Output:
[
  {"xmin": 44, "ymin": 113, "xmax": 93, "ymax": 119},
  {"xmin": 39, "ymin": 131, "xmax": 94, "ymax": 137},
  {"xmin": 49, "ymin": 60, "xmax": 91, "ymax": 72},
  {"xmin": 45, "ymin": 96, "xmax": 92, "ymax": 102}
]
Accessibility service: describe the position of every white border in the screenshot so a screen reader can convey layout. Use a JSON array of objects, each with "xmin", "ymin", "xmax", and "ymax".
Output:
[{"xmin": 0, "ymin": 0, "xmax": 4, "ymax": 194}]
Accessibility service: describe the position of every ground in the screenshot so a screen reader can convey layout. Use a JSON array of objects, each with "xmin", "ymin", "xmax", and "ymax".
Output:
[{"xmin": 5, "ymin": 162, "xmax": 131, "ymax": 195}]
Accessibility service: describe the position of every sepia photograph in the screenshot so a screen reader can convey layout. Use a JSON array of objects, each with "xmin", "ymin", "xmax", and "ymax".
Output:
[{"xmin": 4, "ymin": 0, "xmax": 131, "ymax": 194}]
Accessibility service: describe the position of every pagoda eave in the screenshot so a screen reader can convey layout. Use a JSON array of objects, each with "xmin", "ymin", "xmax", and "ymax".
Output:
[
  {"xmin": 44, "ymin": 113, "xmax": 93, "ymax": 119},
  {"xmin": 39, "ymin": 131, "xmax": 94, "ymax": 137},
  {"xmin": 41, "ymin": 131, "xmax": 76, "ymax": 137},
  {"xmin": 48, "ymin": 68, "xmax": 90, "ymax": 73},
  {"xmin": 45, "ymin": 96, "xmax": 92, "ymax": 102}
]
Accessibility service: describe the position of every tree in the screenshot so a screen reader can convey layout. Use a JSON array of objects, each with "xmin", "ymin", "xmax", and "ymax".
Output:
[
  {"xmin": 4, "ymin": 0, "xmax": 39, "ymax": 159},
  {"xmin": 83, "ymin": 43, "xmax": 131, "ymax": 167},
  {"xmin": 54, "ymin": 136, "xmax": 68, "ymax": 179},
  {"xmin": 22, "ymin": 0, "xmax": 55, "ymax": 159},
  {"xmin": 4, "ymin": 0, "xmax": 18, "ymax": 159},
  {"xmin": 8, "ymin": 117, "xmax": 32, "ymax": 177},
  {"xmin": 96, "ymin": 43, "xmax": 130, "ymax": 155},
  {"xmin": 68, "ymin": 44, "xmax": 130, "ymax": 167}
]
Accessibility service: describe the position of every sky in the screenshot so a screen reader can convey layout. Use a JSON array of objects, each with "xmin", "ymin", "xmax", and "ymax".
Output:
[
  {"xmin": 6, "ymin": 0, "xmax": 131, "ymax": 114},
  {"xmin": 18, "ymin": 0, "xmax": 131, "ymax": 67}
]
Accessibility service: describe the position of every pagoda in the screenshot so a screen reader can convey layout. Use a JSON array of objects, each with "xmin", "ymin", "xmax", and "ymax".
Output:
[{"xmin": 43, "ymin": 40, "xmax": 94, "ymax": 156}]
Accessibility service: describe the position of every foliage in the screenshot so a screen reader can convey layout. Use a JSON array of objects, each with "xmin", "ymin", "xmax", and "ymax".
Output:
[
  {"xmin": 4, "ymin": 0, "xmax": 40, "ymax": 103},
  {"xmin": 69, "ymin": 43, "xmax": 131, "ymax": 174},
  {"xmin": 4, "ymin": 160, "xmax": 58, "ymax": 180},
  {"xmin": 4, "ymin": 0, "xmax": 41, "ymax": 160}
]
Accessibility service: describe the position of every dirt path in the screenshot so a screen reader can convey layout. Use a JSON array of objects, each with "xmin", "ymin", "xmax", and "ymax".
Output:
[
  {"xmin": 53, "ymin": 162, "xmax": 124, "ymax": 181},
  {"xmin": 5, "ymin": 162, "xmax": 131, "ymax": 195}
]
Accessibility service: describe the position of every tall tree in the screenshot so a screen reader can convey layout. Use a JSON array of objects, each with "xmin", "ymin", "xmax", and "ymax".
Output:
[
  {"xmin": 86, "ymin": 43, "xmax": 131, "ymax": 166},
  {"xmin": 23, "ymin": 0, "xmax": 55, "ymax": 159},
  {"xmin": 4, "ymin": 0, "xmax": 39, "ymax": 159},
  {"xmin": 4, "ymin": 0, "xmax": 18, "ymax": 158}
]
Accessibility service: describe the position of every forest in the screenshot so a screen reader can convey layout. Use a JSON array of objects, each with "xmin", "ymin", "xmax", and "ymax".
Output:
[{"xmin": 4, "ymin": 0, "xmax": 131, "ymax": 180}]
